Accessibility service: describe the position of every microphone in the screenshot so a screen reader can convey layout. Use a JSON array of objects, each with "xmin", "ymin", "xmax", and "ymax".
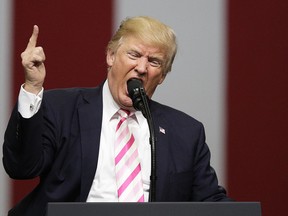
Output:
[
  {"xmin": 127, "ymin": 78, "xmax": 145, "ymax": 113},
  {"xmin": 127, "ymin": 78, "xmax": 157, "ymax": 202}
]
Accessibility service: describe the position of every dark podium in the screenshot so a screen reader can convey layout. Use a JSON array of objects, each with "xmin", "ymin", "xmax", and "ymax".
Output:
[{"xmin": 47, "ymin": 202, "xmax": 261, "ymax": 216}]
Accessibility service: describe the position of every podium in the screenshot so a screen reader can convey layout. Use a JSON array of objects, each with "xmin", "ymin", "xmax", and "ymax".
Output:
[{"xmin": 47, "ymin": 202, "xmax": 261, "ymax": 216}]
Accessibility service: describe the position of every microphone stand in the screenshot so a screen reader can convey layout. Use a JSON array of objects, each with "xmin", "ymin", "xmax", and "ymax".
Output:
[{"xmin": 138, "ymin": 87, "xmax": 157, "ymax": 202}]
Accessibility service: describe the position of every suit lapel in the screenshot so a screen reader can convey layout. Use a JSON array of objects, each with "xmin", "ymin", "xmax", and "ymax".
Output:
[{"xmin": 78, "ymin": 86, "xmax": 103, "ymax": 201}]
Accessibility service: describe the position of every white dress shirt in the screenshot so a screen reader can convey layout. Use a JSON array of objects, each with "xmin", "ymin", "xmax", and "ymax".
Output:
[
  {"xmin": 18, "ymin": 84, "xmax": 43, "ymax": 118},
  {"xmin": 18, "ymin": 81, "xmax": 151, "ymax": 202}
]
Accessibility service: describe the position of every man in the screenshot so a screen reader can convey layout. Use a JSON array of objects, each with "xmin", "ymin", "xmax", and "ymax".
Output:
[{"xmin": 3, "ymin": 16, "xmax": 231, "ymax": 216}]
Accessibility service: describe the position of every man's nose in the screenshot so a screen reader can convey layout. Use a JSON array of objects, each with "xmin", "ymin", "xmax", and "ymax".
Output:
[{"xmin": 135, "ymin": 57, "xmax": 148, "ymax": 74}]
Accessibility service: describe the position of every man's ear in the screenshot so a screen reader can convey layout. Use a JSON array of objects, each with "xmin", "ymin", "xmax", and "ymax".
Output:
[
  {"xmin": 158, "ymin": 73, "xmax": 167, "ymax": 85},
  {"xmin": 106, "ymin": 49, "xmax": 115, "ymax": 67}
]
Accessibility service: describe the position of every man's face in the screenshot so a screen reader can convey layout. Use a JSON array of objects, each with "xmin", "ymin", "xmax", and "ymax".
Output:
[{"xmin": 106, "ymin": 36, "xmax": 167, "ymax": 110}]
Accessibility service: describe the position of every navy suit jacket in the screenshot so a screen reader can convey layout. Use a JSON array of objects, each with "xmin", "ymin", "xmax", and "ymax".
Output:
[{"xmin": 3, "ymin": 83, "xmax": 231, "ymax": 216}]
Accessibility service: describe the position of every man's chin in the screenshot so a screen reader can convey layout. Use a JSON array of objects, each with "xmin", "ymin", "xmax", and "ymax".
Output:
[{"xmin": 120, "ymin": 98, "xmax": 134, "ymax": 110}]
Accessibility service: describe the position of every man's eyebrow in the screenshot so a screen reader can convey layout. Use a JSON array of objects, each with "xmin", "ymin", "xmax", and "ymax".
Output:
[
  {"xmin": 148, "ymin": 54, "xmax": 165, "ymax": 62},
  {"xmin": 149, "ymin": 55, "xmax": 162, "ymax": 60},
  {"xmin": 126, "ymin": 47, "xmax": 165, "ymax": 59},
  {"xmin": 128, "ymin": 49, "xmax": 140, "ymax": 53}
]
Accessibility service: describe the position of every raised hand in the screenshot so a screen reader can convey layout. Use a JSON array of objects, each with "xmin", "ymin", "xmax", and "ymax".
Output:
[{"xmin": 21, "ymin": 25, "xmax": 46, "ymax": 94}]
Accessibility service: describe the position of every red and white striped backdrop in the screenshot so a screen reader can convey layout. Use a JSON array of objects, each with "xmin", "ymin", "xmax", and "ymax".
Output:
[{"xmin": 0, "ymin": 1, "xmax": 287, "ymax": 216}]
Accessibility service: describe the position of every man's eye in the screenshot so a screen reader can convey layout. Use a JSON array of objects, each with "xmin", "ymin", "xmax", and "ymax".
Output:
[
  {"xmin": 127, "ymin": 52, "xmax": 139, "ymax": 59},
  {"xmin": 149, "ymin": 60, "xmax": 162, "ymax": 68}
]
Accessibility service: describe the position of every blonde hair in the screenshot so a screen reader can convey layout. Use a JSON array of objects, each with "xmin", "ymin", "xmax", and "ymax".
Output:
[{"xmin": 107, "ymin": 16, "xmax": 177, "ymax": 74}]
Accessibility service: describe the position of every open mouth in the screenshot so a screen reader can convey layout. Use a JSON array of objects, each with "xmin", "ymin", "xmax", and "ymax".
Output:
[
  {"xmin": 127, "ymin": 78, "xmax": 143, "ymax": 84},
  {"xmin": 127, "ymin": 78, "xmax": 143, "ymax": 92}
]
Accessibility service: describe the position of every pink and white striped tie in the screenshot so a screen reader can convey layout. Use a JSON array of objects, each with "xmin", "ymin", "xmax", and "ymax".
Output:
[{"xmin": 114, "ymin": 109, "xmax": 144, "ymax": 202}]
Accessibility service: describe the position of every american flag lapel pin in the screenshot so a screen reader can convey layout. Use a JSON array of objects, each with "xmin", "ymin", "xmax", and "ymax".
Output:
[{"xmin": 159, "ymin": 126, "xmax": 166, "ymax": 134}]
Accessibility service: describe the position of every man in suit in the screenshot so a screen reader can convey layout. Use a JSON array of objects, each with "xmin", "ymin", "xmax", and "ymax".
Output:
[{"xmin": 3, "ymin": 16, "xmax": 232, "ymax": 216}]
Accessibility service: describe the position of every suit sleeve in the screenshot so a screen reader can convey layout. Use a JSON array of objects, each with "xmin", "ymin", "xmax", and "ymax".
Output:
[
  {"xmin": 2, "ymin": 102, "xmax": 56, "ymax": 179},
  {"xmin": 191, "ymin": 123, "xmax": 233, "ymax": 201}
]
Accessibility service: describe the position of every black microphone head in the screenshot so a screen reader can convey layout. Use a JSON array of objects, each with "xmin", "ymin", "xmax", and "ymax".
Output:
[
  {"xmin": 127, "ymin": 79, "xmax": 143, "ymax": 111},
  {"xmin": 127, "ymin": 78, "xmax": 142, "ymax": 98}
]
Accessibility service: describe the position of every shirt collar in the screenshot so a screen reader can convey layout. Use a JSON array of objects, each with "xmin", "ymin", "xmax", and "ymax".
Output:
[
  {"xmin": 102, "ymin": 80, "xmax": 119, "ymax": 122},
  {"xmin": 102, "ymin": 80, "xmax": 145, "ymax": 125}
]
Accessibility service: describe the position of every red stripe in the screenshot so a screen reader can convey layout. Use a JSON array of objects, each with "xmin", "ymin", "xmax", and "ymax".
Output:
[
  {"xmin": 116, "ymin": 118, "xmax": 125, "ymax": 131},
  {"xmin": 118, "ymin": 164, "xmax": 141, "ymax": 196},
  {"xmin": 227, "ymin": 1, "xmax": 288, "ymax": 216},
  {"xmin": 12, "ymin": 0, "xmax": 113, "ymax": 206},
  {"xmin": 137, "ymin": 194, "xmax": 144, "ymax": 202},
  {"xmin": 115, "ymin": 135, "xmax": 135, "ymax": 164},
  {"xmin": 115, "ymin": 149, "xmax": 138, "ymax": 180}
]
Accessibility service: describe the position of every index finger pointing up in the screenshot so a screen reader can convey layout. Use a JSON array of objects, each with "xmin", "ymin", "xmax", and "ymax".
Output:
[{"xmin": 26, "ymin": 25, "xmax": 39, "ymax": 49}]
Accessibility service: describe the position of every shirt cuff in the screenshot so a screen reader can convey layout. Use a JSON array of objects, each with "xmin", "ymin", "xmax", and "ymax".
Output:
[{"xmin": 18, "ymin": 84, "xmax": 44, "ymax": 118}]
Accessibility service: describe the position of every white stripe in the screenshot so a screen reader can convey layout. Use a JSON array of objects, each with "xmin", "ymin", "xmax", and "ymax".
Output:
[
  {"xmin": 115, "ymin": 131, "xmax": 131, "ymax": 154},
  {"xmin": 120, "ymin": 173, "xmax": 143, "ymax": 201},
  {"xmin": 0, "ymin": 0, "xmax": 12, "ymax": 213},
  {"xmin": 115, "ymin": 144, "xmax": 138, "ymax": 172},
  {"xmin": 116, "ymin": 153, "xmax": 139, "ymax": 186},
  {"xmin": 114, "ymin": 0, "xmax": 227, "ymax": 186}
]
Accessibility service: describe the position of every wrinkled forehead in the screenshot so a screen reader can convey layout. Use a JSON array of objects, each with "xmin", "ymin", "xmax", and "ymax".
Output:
[{"xmin": 118, "ymin": 36, "xmax": 168, "ymax": 57}]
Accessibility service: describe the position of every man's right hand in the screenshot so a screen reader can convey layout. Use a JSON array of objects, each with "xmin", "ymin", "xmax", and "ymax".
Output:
[{"xmin": 21, "ymin": 25, "xmax": 46, "ymax": 94}]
